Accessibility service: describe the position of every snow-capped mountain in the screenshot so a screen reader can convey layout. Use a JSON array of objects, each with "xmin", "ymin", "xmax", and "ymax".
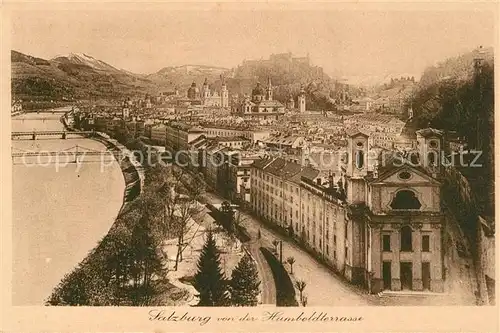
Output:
[{"xmin": 51, "ymin": 53, "xmax": 119, "ymax": 72}]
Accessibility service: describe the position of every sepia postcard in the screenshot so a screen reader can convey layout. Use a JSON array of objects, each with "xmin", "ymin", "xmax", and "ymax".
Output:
[{"xmin": 1, "ymin": 1, "xmax": 499, "ymax": 332}]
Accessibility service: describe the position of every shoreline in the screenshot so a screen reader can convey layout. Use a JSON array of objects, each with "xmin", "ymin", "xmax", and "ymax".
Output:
[
  {"xmin": 43, "ymin": 114, "xmax": 147, "ymax": 305},
  {"xmin": 61, "ymin": 111, "xmax": 145, "ymax": 207}
]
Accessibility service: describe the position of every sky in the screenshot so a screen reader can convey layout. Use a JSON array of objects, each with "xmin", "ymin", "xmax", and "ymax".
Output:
[{"xmin": 9, "ymin": 4, "xmax": 497, "ymax": 81}]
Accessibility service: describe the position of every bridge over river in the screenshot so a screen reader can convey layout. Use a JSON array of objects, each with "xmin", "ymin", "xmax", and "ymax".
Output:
[{"xmin": 11, "ymin": 111, "xmax": 125, "ymax": 305}]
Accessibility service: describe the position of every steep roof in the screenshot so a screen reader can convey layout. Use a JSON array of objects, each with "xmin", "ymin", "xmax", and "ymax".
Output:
[
  {"xmin": 346, "ymin": 128, "xmax": 369, "ymax": 138},
  {"xmin": 301, "ymin": 166, "xmax": 320, "ymax": 181},
  {"xmin": 252, "ymin": 156, "xmax": 275, "ymax": 169},
  {"xmin": 255, "ymin": 100, "xmax": 284, "ymax": 108},
  {"xmin": 416, "ymin": 128, "xmax": 444, "ymax": 138},
  {"xmin": 265, "ymin": 158, "xmax": 287, "ymax": 176}
]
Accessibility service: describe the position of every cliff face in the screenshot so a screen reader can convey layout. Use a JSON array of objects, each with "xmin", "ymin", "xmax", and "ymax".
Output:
[{"xmin": 411, "ymin": 47, "xmax": 495, "ymax": 217}]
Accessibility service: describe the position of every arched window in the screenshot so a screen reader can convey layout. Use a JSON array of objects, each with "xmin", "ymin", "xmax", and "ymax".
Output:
[
  {"xmin": 390, "ymin": 190, "xmax": 422, "ymax": 210},
  {"xmin": 355, "ymin": 150, "xmax": 364, "ymax": 169},
  {"xmin": 427, "ymin": 151, "xmax": 437, "ymax": 166},
  {"xmin": 400, "ymin": 225, "xmax": 413, "ymax": 252}
]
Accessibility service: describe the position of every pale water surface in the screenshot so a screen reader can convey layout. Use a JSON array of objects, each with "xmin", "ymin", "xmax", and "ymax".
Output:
[{"xmin": 11, "ymin": 112, "xmax": 125, "ymax": 305}]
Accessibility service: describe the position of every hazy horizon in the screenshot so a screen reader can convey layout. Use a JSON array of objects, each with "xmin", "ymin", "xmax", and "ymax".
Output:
[{"xmin": 10, "ymin": 7, "xmax": 496, "ymax": 81}]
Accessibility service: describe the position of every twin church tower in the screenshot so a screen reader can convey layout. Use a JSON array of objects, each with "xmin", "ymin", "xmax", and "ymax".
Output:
[{"xmin": 187, "ymin": 76, "xmax": 229, "ymax": 108}]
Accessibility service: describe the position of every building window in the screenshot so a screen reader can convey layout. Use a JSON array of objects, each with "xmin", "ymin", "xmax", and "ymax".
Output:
[
  {"xmin": 326, "ymin": 230, "xmax": 329, "ymax": 240},
  {"xmin": 382, "ymin": 234, "xmax": 391, "ymax": 252},
  {"xmin": 326, "ymin": 245, "xmax": 329, "ymax": 255},
  {"xmin": 398, "ymin": 171, "xmax": 412, "ymax": 180},
  {"xmin": 334, "ymin": 235, "xmax": 337, "ymax": 244},
  {"xmin": 422, "ymin": 235, "xmax": 430, "ymax": 252},
  {"xmin": 400, "ymin": 225, "xmax": 413, "ymax": 252},
  {"xmin": 355, "ymin": 150, "xmax": 364, "ymax": 169},
  {"xmin": 427, "ymin": 151, "xmax": 437, "ymax": 166},
  {"xmin": 390, "ymin": 190, "xmax": 422, "ymax": 210}
]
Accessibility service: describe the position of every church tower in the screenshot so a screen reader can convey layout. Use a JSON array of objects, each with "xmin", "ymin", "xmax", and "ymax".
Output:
[
  {"xmin": 220, "ymin": 75, "xmax": 229, "ymax": 108},
  {"xmin": 298, "ymin": 85, "xmax": 306, "ymax": 112},
  {"xmin": 122, "ymin": 99, "xmax": 130, "ymax": 119},
  {"xmin": 416, "ymin": 128, "xmax": 444, "ymax": 177},
  {"xmin": 201, "ymin": 78, "xmax": 210, "ymax": 105},
  {"xmin": 345, "ymin": 130, "xmax": 369, "ymax": 204},
  {"xmin": 266, "ymin": 77, "xmax": 273, "ymax": 101}
]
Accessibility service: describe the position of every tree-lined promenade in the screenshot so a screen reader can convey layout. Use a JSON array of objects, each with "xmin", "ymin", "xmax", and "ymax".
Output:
[{"xmin": 47, "ymin": 130, "xmax": 262, "ymax": 306}]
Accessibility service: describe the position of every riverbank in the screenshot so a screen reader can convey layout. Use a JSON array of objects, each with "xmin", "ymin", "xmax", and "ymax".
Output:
[
  {"xmin": 61, "ymin": 112, "xmax": 145, "ymax": 206},
  {"xmin": 44, "ymin": 125, "xmax": 155, "ymax": 305},
  {"xmin": 11, "ymin": 113, "xmax": 125, "ymax": 305}
]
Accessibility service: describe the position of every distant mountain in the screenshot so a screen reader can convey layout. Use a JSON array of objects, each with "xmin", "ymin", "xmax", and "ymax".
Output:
[
  {"xmin": 51, "ymin": 53, "xmax": 120, "ymax": 72},
  {"xmin": 11, "ymin": 50, "xmax": 360, "ymax": 111},
  {"xmin": 11, "ymin": 50, "xmax": 157, "ymax": 101}
]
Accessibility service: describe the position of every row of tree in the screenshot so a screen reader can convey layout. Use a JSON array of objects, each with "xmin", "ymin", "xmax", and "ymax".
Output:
[{"xmin": 47, "ymin": 129, "xmax": 210, "ymax": 305}]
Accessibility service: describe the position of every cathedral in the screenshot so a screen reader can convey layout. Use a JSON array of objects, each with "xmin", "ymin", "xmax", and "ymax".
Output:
[
  {"xmin": 233, "ymin": 77, "xmax": 285, "ymax": 120},
  {"xmin": 186, "ymin": 77, "xmax": 229, "ymax": 108}
]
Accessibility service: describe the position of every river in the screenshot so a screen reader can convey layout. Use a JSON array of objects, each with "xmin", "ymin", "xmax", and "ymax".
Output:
[{"xmin": 11, "ymin": 111, "xmax": 125, "ymax": 305}]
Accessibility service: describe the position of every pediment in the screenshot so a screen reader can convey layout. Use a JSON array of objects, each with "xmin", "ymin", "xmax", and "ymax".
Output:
[{"xmin": 372, "ymin": 166, "xmax": 439, "ymax": 185}]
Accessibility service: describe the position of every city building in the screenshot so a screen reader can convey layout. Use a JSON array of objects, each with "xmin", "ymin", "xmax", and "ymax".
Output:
[
  {"xmin": 249, "ymin": 127, "xmax": 446, "ymax": 294},
  {"xmin": 251, "ymin": 157, "xmax": 349, "ymax": 272},
  {"xmin": 212, "ymin": 136, "xmax": 251, "ymax": 150},
  {"xmin": 232, "ymin": 78, "xmax": 286, "ymax": 121},
  {"xmin": 204, "ymin": 126, "xmax": 271, "ymax": 145},
  {"xmin": 218, "ymin": 150, "xmax": 263, "ymax": 203},
  {"xmin": 165, "ymin": 121, "xmax": 205, "ymax": 151},
  {"xmin": 261, "ymin": 135, "xmax": 305, "ymax": 154},
  {"xmin": 150, "ymin": 124, "xmax": 167, "ymax": 146}
]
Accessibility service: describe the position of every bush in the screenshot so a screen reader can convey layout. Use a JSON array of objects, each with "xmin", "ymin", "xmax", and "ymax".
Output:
[{"xmin": 260, "ymin": 247, "xmax": 298, "ymax": 306}]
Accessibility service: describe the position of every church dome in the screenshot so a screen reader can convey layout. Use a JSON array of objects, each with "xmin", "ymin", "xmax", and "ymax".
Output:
[
  {"xmin": 252, "ymin": 82, "xmax": 265, "ymax": 97},
  {"xmin": 187, "ymin": 82, "xmax": 198, "ymax": 99}
]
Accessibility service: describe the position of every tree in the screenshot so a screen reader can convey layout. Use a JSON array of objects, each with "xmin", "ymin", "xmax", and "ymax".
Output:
[
  {"xmin": 219, "ymin": 201, "xmax": 235, "ymax": 234},
  {"xmin": 229, "ymin": 254, "xmax": 261, "ymax": 306},
  {"xmin": 286, "ymin": 257, "xmax": 296, "ymax": 274},
  {"xmin": 301, "ymin": 295, "xmax": 308, "ymax": 307},
  {"xmin": 159, "ymin": 166, "xmax": 206, "ymax": 271},
  {"xmin": 193, "ymin": 229, "xmax": 230, "ymax": 306},
  {"xmin": 129, "ymin": 212, "xmax": 166, "ymax": 305},
  {"xmin": 295, "ymin": 280, "xmax": 307, "ymax": 305}
]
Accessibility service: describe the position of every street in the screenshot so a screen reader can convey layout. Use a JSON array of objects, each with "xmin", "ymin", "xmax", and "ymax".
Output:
[{"xmin": 203, "ymin": 191, "xmax": 373, "ymax": 306}]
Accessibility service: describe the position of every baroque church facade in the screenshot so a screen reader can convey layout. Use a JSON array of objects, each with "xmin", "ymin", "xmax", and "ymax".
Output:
[
  {"xmin": 344, "ymin": 128, "xmax": 445, "ymax": 293},
  {"xmin": 186, "ymin": 76, "xmax": 229, "ymax": 108},
  {"xmin": 233, "ymin": 77, "xmax": 285, "ymax": 120}
]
